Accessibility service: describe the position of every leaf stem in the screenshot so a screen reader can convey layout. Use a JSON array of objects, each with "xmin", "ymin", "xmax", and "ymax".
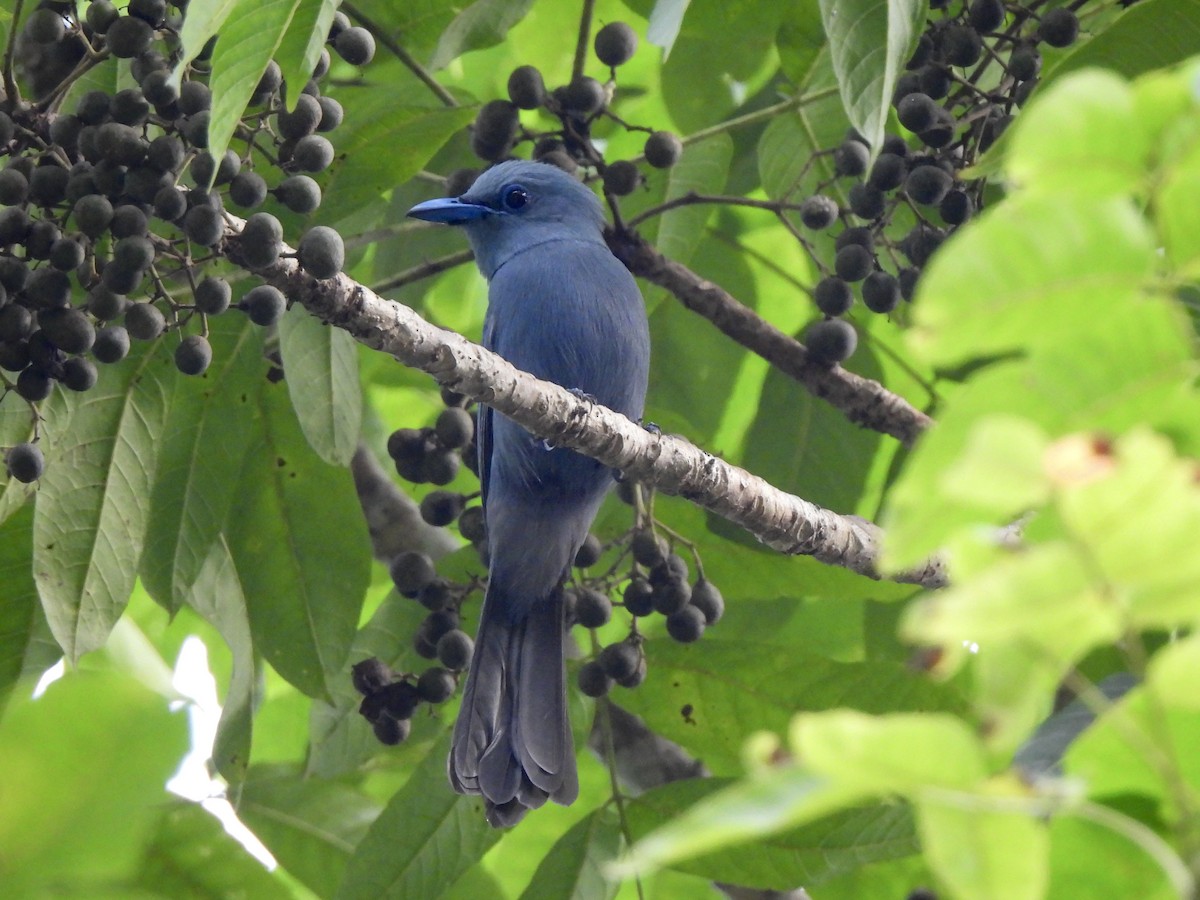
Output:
[
  {"xmin": 572, "ymin": 0, "xmax": 596, "ymax": 82},
  {"xmin": 3, "ymin": 0, "xmax": 27, "ymax": 105}
]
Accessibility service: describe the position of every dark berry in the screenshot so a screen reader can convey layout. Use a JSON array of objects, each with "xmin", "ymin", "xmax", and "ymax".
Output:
[
  {"xmin": 506, "ymin": 66, "xmax": 545, "ymax": 109},
  {"xmin": 420, "ymin": 490, "xmax": 464, "ymax": 527},
  {"xmin": 240, "ymin": 213, "xmax": 283, "ymax": 269},
  {"xmin": 434, "ymin": 407, "xmax": 473, "ymax": 449},
  {"xmin": 293, "ymin": 135, "xmax": 334, "ymax": 173},
  {"xmin": 868, "ymin": 153, "xmax": 907, "ymax": 191},
  {"xmin": 335, "ymin": 27, "xmax": 376, "ymax": 65},
  {"xmin": 61, "ymin": 357, "xmax": 98, "ymax": 392},
  {"xmin": 594, "ymin": 21, "xmax": 638, "ymax": 66},
  {"xmin": 942, "ymin": 25, "xmax": 982, "ymax": 67},
  {"xmin": 387, "ymin": 427, "xmax": 427, "ymax": 463},
  {"xmin": 125, "ymin": 303, "xmax": 166, "ymax": 341},
  {"xmin": 814, "ymin": 277, "xmax": 854, "ymax": 316},
  {"xmin": 16, "ymin": 368, "xmax": 53, "ymax": 402},
  {"xmin": 904, "ymin": 166, "xmax": 952, "ymax": 205},
  {"xmin": 153, "ymin": 185, "xmax": 187, "ymax": 222},
  {"xmin": 351, "ymin": 657, "xmax": 392, "ymax": 695},
  {"xmin": 0, "ymin": 169, "xmax": 28, "ymax": 206},
  {"xmin": 806, "ymin": 318, "xmax": 858, "ymax": 365},
  {"xmin": 49, "ymin": 238, "xmax": 85, "ymax": 272},
  {"xmin": 690, "ymin": 579, "xmax": 724, "ymax": 624},
  {"xmin": 1038, "ymin": 9, "xmax": 1079, "ymax": 47},
  {"xmin": 390, "ymin": 551, "xmax": 436, "ymax": 594},
  {"xmin": 603, "ymin": 160, "xmax": 640, "ymax": 197},
  {"xmin": 644, "ymin": 131, "xmax": 682, "ymax": 169},
  {"xmin": 562, "ymin": 77, "xmax": 606, "ymax": 116},
  {"xmin": 651, "ymin": 576, "xmax": 691, "ymax": 616},
  {"xmin": 436, "ymin": 629, "xmax": 474, "ymax": 670},
  {"xmin": 599, "ymin": 642, "xmax": 641, "ymax": 681},
  {"xmin": 834, "ymin": 244, "xmax": 873, "ymax": 282},
  {"xmin": 577, "ymin": 660, "xmax": 612, "ymax": 698},
  {"xmin": 666, "ymin": 606, "xmax": 706, "ymax": 643},
  {"xmin": 274, "ymin": 175, "xmax": 322, "ymax": 214},
  {"xmin": 107, "ymin": 17, "xmax": 154, "ymax": 59},
  {"xmin": 918, "ymin": 65, "xmax": 951, "ymax": 101},
  {"xmin": 833, "ymin": 140, "xmax": 869, "ymax": 177},
  {"xmin": 417, "ymin": 667, "xmax": 456, "ymax": 703},
  {"xmin": 848, "ymin": 182, "xmax": 886, "ymax": 220},
  {"xmin": 862, "ymin": 271, "xmax": 901, "ymax": 314},
  {"xmin": 574, "ymin": 589, "xmax": 612, "ymax": 629},
  {"xmin": 41, "ymin": 308, "xmax": 95, "ymax": 354},
  {"xmin": 417, "ymin": 578, "xmax": 452, "ymax": 611},
  {"xmin": 458, "ymin": 505, "xmax": 486, "ymax": 543},
  {"xmin": 969, "ymin": 0, "xmax": 1005, "ymax": 31},
  {"xmin": 230, "ymin": 171, "xmax": 268, "ymax": 209},
  {"xmin": 174, "ymin": 335, "xmax": 212, "ymax": 375},
  {"xmin": 896, "ymin": 92, "xmax": 937, "ymax": 132},
  {"xmin": 899, "ymin": 267, "xmax": 920, "ymax": 301},
  {"xmin": 1009, "ymin": 45, "xmax": 1041, "ymax": 82},
  {"xmin": 799, "ymin": 195, "xmax": 839, "ymax": 230},
  {"xmin": 623, "ymin": 577, "xmax": 655, "ymax": 616},
  {"xmin": 6, "ymin": 443, "xmax": 44, "ymax": 483},
  {"xmin": 242, "ymin": 284, "xmax": 286, "ymax": 326},
  {"xmin": 939, "ymin": 189, "xmax": 974, "ymax": 226},
  {"xmin": 574, "ymin": 533, "xmax": 602, "ymax": 568},
  {"xmin": 86, "ymin": 0, "xmax": 120, "ymax": 34},
  {"xmin": 297, "ymin": 225, "xmax": 344, "ymax": 279},
  {"xmin": 631, "ymin": 529, "xmax": 666, "ymax": 566},
  {"xmin": 372, "ymin": 715, "xmax": 411, "ymax": 745},
  {"xmin": 278, "ymin": 94, "xmax": 321, "ymax": 141},
  {"xmin": 182, "ymin": 205, "xmax": 224, "ymax": 246},
  {"xmin": 315, "ymin": 95, "xmax": 343, "ymax": 132},
  {"xmin": 92, "ymin": 326, "xmax": 130, "ymax": 363}
]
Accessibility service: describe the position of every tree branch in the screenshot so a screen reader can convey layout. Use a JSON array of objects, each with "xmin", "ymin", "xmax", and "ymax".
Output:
[
  {"xmin": 223, "ymin": 217, "xmax": 946, "ymax": 590},
  {"xmin": 606, "ymin": 228, "xmax": 934, "ymax": 447}
]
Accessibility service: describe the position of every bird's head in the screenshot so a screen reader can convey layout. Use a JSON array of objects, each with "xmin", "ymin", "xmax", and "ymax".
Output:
[{"xmin": 407, "ymin": 160, "xmax": 606, "ymax": 279}]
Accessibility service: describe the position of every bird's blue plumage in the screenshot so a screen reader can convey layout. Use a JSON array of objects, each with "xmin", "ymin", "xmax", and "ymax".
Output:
[{"xmin": 408, "ymin": 160, "xmax": 650, "ymax": 826}]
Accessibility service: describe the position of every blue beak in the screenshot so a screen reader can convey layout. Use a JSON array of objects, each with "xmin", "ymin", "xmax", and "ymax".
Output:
[{"xmin": 406, "ymin": 196, "xmax": 493, "ymax": 224}]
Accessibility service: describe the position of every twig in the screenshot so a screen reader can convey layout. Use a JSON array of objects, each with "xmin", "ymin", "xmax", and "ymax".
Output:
[
  {"xmin": 221, "ymin": 214, "xmax": 946, "ymax": 588},
  {"xmin": 3, "ymin": 0, "xmax": 27, "ymax": 104},
  {"xmin": 572, "ymin": 0, "xmax": 596, "ymax": 82},
  {"xmin": 341, "ymin": 2, "xmax": 458, "ymax": 109},
  {"xmin": 371, "ymin": 248, "xmax": 474, "ymax": 293},
  {"xmin": 606, "ymin": 228, "xmax": 934, "ymax": 447}
]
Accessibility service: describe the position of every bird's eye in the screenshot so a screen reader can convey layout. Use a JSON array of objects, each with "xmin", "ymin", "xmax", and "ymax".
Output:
[{"xmin": 501, "ymin": 184, "xmax": 528, "ymax": 211}]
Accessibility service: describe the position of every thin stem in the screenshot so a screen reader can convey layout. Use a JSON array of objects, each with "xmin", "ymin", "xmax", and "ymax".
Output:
[
  {"xmin": 681, "ymin": 87, "xmax": 839, "ymax": 149},
  {"xmin": 342, "ymin": 3, "xmax": 458, "ymax": 108},
  {"xmin": 370, "ymin": 248, "xmax": 474, "ymax": 293},
  {"xmin": 1074, "ymin": 801, "xmax": 1196, "ymax": 899},
  {"xmin": 3, "ymin": 0, "xmax": 28, "ymax": 104},
  {"xmin": 625, "ymin": 193, "xmax": 810, "ymax": 229},
  {"xmin": 572, "ymin": 0, "xmax": 596, "ymax": 82},
  {"xmin": 596, "ymin": 697, "xmax": 646, "ymax": 900}
]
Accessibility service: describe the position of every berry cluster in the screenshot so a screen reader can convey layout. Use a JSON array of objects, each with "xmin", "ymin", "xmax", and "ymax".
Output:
[
  {"xmin": 797, "ymin": 1, "xmax": 1081, "ymax": 365},
  {"xmin": 357, "ymin": 389, "xmax": 727, "ymax": 745},
  {"xmin": 0, "ymin": 3, "xmax": 372, "ymax": 481},
  {"xmin": 440, "ymin": 20, "xmax": 682, "ymax": 204}
]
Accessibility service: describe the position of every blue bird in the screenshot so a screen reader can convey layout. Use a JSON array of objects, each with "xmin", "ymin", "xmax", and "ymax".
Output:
[{"xmin": 408, "ymin": 160, "xmax": 650, "ymax": 826}]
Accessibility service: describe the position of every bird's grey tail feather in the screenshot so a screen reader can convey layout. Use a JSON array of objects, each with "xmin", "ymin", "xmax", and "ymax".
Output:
[{"xmin": 449, "ymin": 586, "xmax": 577, "ymax": 826}]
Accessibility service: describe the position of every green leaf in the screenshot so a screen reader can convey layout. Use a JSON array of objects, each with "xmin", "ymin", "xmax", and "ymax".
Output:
[
  {"xmin": 0, "ymin": 671, "xmax": 187, "ymax": 893},
  {"xmin": 647, "ymin": 0, "xmax": 692, "ymax": 58},
  {"xmin": 141, "ymin": 316, "xmax": 265, "ymax": 612},
  {"xmin": 901, "ymin": 543, "xmax": 1123, "ymax": 659},
  {"xmin": 174, "ymin": 0, "xmax": 243, "ymax": 78},
  {"xmin": 916, "ymin": 798, "xmax": 1047, "ymax": 900},
  {"xmin": 819, "ymin": 0, "xmax": 927, "ymax": 152},
  {"xmin": 1054, "ymin": 429, "xmax": 1200, "ymax": 630},
  {"xmin": 276, "ymin": 0, "xmax": 341, "ymax": 109},
  {"xmin": 518, "ymin": 808, "xmax": 622, "ymax": 900},
  {"xmin": 655, "ymin": 132, "xmax": 733, "ymax": 267},
  {"xmin": 910, "ymin": 195, "xmax": 1156, "ymax": 370},
  {"xmin": 206, "ymin": 0, "xmax": 306, "ymax": 166},
  {"xmin": 626, "ymin": 778, "xmax": 918, "ymax": 890},
  {"xmin": 278, "ymin": 304, "xmax": 363, "ymax": 466},
  {"xmin": 185, "ymin": 538, "xmax": 258, "ymax": 785},
  {"xmin": 239, "ymin": 764, "xmax": 383, "ymax": 897},
  {"xmin": 135, "ymin": 801, "xmax": 292, "ymax": 899},
  {"xmin": 617, "ymin": 640, "xmax": 961, "ymax": 775},
  {"xmin": 937, "ymin": 415, "xmax": 1049, "ymax": 513},
  {"xmin": 34, "ymin": 339, "xmax": 174, "ymax": 661},
  {"xmin": 1046, "ymin": 814, "xmax": 1177, "ymax": 900},
  {"xmin": 791, "ymin": 711, "xmax": 987, "ymax": 793},
  {"xmin": 0, "ymin": 503, "xmax": 38, "ymax": 718},
  {"xmin": 1048, "ymin": 0, "xmax": 1200, "ymax": 82},
  {"xmin": 335, "ymin": 732, "xmax": 503, "ymax": 899},
  {"xmin": 1007, "ymin": 70, "xmax": 1150, "ymax": 198},
  {"xmin": 613, "ymin": 768, "xmax": 857, "ymax": 879},
  {"xmin": 226, "ymin": 372, "xmax": 371, "ymax": 699},
  {"xmin": 430, "ymin": 0, "xmax": 537, "ymax": 70},
  {"xmin": 318, "ymin": 102, "xmax": 477, "ymax": 226}
]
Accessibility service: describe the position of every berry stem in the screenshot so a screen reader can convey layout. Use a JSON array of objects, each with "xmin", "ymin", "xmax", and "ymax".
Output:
[
  {"xmin": 2, "ymin": 0, "xmax": 26, "ymax": 105},
  {"xmin": 594, "ymin": 696, "xmax": 648, "ymax": 900},
  {"xmin": 341, "ymin": 3, "xmax": 458, "ymax": 109},
  {"xmin": 571, "ymin": 0, "xmax": 596, "ymax": 82}
]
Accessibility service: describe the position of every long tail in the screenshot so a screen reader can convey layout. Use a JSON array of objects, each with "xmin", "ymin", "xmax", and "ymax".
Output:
[{"xmin": 449, "ymin": 586, "xmax": 578, "ymax": 827}]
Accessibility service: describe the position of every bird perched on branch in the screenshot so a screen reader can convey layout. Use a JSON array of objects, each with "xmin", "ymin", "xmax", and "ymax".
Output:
[{"xmin": 408, "ymin": 160, "xmax": 650, "ymax": 826}]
